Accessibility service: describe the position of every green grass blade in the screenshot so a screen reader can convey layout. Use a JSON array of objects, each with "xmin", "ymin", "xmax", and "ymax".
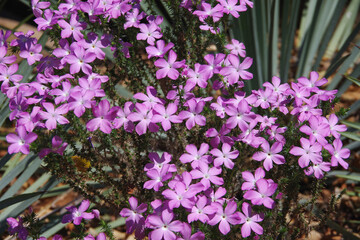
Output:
[
  {"xmin": 326, "ymin": 40, "xmax": 360, "ymax": 90},
  {"xmin": 279, "ymin": 0, "xmax": 300, "ymax": 82},
  {"xmin": 0, "ymin": 154, "xmax": 37, "ymax": 192},
  {"xmin": 0, "ymin": 153, "xmax": 12, "ymax": 170},
  {"xmin": 341, "ymin": 132, "xmax": 360, "ymax": 142},
  {"xmin": 269, "ymin": 0, "xmax": 279, "ymax": 77},
  {"xmin": 0, "ymin": 156, "xmax": 42, "ymax": 201},
  {"xmin": 341, "ymin": 120, "xmax": 360, "ymax": 130},
  {"xmin": 312, "ymin": 0, "xmax": 346, "ymax": 70},
  {"xmin": 296, "ymin": 0, "xmax": 339, "ymax": 78},
  {"xmin": 344, "ymin": 73, "xmax": 360, "ymax": 87},
  {"xmin": 325, "ymin": 0, "xmax": 360, "ymax": 58},
  {"xmin": 329, "ymin": 21, "xmax": 360, "ymax": 68}
]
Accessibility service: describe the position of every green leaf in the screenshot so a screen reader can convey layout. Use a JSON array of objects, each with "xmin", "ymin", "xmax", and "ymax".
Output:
[
  {"xmin": 279, "ymin": 0, "xmax": 300, "ymax": 81},
  {"xmin": 0, "ymin": 155, "xmax": 42, "ymax": 201},
  {"xmin": 344, "ymin": 74, "xmax": 360, "ymax": 87},
  {"xmin": 341, "ymin": 132, "xmax": 360, "ymax": 142},
  {"xmin": 336, "ymin": 174, "xmax": 360, "ymax": 182},
  {"xmin": 0, "ymin": 154, "xmax": 37, "ymax": 192},
  {"xmin": 341, "ymin": 120, "xmax": 360, "ymax": 130}
]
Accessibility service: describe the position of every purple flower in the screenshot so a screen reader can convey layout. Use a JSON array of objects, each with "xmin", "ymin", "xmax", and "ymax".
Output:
[
  {"xmin": 225, "ymin": 99, "xmax": 255, "ymax": 130},
  {"xmin": 113, "ymin": 101, "xmax": 135, "ymax": 132},
  {"xmin": 210, "ymin": 143, "xmax": 239, "ymax": 169},
  {"xmin": 324, "ymin": 139, "xmax": 350, "ymax": 169},
  {"xmin": 124, "ymin": 8, "xmax": 145, "ymax": 29},
  {"xmin": 62, "ymin": 199, "xmax": 94, "ymax": 225},
  {"xmin": 178, "ymin": 223, "xmax": 205, "ymax": 240},
  {"xmin": 146, "ymin": 40, "xmax": 174, "ymax": 58},
  {"xmin": 220, "ymin": 55, "xmax": 253, "ymax": 84},
  {"xmin": 120, "ymin": 197, "xmax": 147, "ymax": 239},
  {"xmin": 326, "ymin": 114, "xmax": 347, "ymax": 138},
  {"xmin": 178, "ymin": 99, "xmax": 207, "ymax": 130},
  {"xmin": 40, "ymin": 102, "xmax": 69, "ymax": 130},
  {"xmin": 66, "ymin": 47, "xmax": 96, "ymax": 74},
  {"xmin": 86, "ymin": 99, "xmax": 118, "ymax": 134},
  {"xmin": 0, "ymin": 46, "xmax": 16, "ymax": 64},
  {"xmin": 162, "ymin": 182, "xmax": 197, "ymax": 210},
  {"xmin": 133, "ymin": 86, "xmax": 164, "ymax": 109},
  {"xmin": 7, "ymin": 217, "xmax": 28, "ymax": 240},
  {"xmin": 154, "ymin": 50, "xmax": 185, "ymax": 80},
  {"xmin": 38, "ymin": 136, "xmax": 68, "ymax": 159},
  {"xmin": 252, "ymin": 141, "xmax": 285, "ymax": 171},
  {"xmin": 225, "ymin": 39, "xmax": 246, "ymax": 56},
  {"xmin": 147, "ymin": 209, "xmax": 183, "ymax": 240},
  {"xmin": 243, "ymin": 179, "xmax": 277, "ymax": 209},
  {"xmin": 6, "ymin": 126, "xmax": 37, "ymax": 154},
  {"xmin": 300, "ymin": 116, "xmax": 330, "ymax": 146},
  {"xmin": 190, "ymin": 162, "xmax": 224, "ymax": 190},
  {"xmin": 207, "ymin": 200, "xmax": 242, "ymax": 235},
  {"xmin": 180, "ymin": 143, "xmax": 211, "ymax": 169},
  {"xmin": 187, "ymin": 195, "xmax": 217, "ymax": 223},
  {"xmin": 144, "ymin": 164, "xmax": 172, "ymax": 191},
  {"xmin": 136, "ymin": 22, "xmax": 162, "ymax": 45},
  {"xmin": 57, "ymin": 14, "xmax": 87, "ymax": 41},
  {"xmin": 151, "ymin": 103, "xmax": 182, "ymax": 131},
  {"xmin": 127, "ymin": 103, "xmax": 159, "ymax": 135},
  {"xmin": 241, "ymin": 168, "xmax": 265, "ymax": 191},
  {"xmin": 68, "ymin": 91, "xmax": 95, "ymax": 117},
  {"xmin": 145, "ymin": 152, "xmax": 177, "ymax": 173},
  {"xmin": 289, "ymin": 137, "xmax": 322, "ymax": 168},
  {"xmin": 239, "ymin": 202, "xmax": 264, "ymax": 238},
  {"xmin": 184, "ymin": 63, "xmax": 208, "ymax": 91}
]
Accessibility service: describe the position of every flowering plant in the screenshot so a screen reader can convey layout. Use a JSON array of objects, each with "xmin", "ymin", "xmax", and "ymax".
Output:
[{"xmin": 1, "ymin": 0, "xmax": 354, "ymax": 239}]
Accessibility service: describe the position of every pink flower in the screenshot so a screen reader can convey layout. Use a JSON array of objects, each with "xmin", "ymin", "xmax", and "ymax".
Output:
[
  {"xmin": 225, "ymin": 39, "xmax": 246, "ymax": 56},
  {"xmin": 86, "ymin": 99, "xmax": 118, "ymax": 134},
  {"xmin": 178, "ymin": 99, "xmax": 207, "ymax": 130},
  {"xmin": 180, "ymin": 143, "xmax": 211, "ymax": 169},
  {"xmin": 190, "ymin": 162, "xmax": 224, "ymax": 190},
  {"xmin": 239, "ymin": 202, "xmax": 264, "ymax": 238},
  {"xmin": 127, "ymin": 103, "xmax": 159, "ymax": 135},
  {"xmin": 207, "ymin": 200, "xmax": 242, "ymax": 235},
  {"xmin": 243, "ymin": 179, "xmax": 277, "ymax": 209},
  {"xmin": 252, "ymin": 141, "xmax": 285, "ymax": 171},
  {"xmin": 210, "ymin": 143, "xmax": 239, "ymax": 169},
  {"xmin": 146, "ymin": 40, "xmax": 174, "ymax": 58},
  {"xmin": 57, "ymin": 14, "xmax": 87, "ymax": 41},
  {"xmin": 178, "ymin": 223, "xmax": 205, "ymax": 240},
  {"xmin": 324, "ymin": 139, "xmax": 350, "ymax": 169},
  {"xmin": 62, "ymin": 199, "xmax": 94, "ymax": 225},
  {"xmin": 187, "ymin": 195, "xmax": 217, "ymax": 223},
  {"xmin": 241, "ymin": 168, "xmax": 265, "ymax": 191},
  {"xmin": 39, "ymin": 136, "xmax": 68, "ymax": 159},
  {"xmin": 66, "ymin": 47, "xmax": 96, "ymax": 74},
  {"xmin": 144, "ymin": 164, "xmax": 172, "ymax": 191},
  {"xmin": 220, "ymin": 55, "xmax": 253, "ymax": 84},
  {"xmin": 136, "ymin": 22, "xmax": 162, "ymax": 45},
  {"xmin": 120, "ymin": 197, "xmax": 147, "ymax": 239},
  {"xmin": 289, "ymin": 137, "xmax": 322, "ymax": 168},
  {"xmin": 154, "ymin": 50, "xmax": 185, "ymax": 80},
  {"xmin": 147, "ymin": 209, "xmax": 183, "ymax": 240},
  {"xmin": 40, "ymin": 102, "xmax": 69, "ymax": 130},
  {"xmin": 151, "ymin": 103, "xmax": 182, "ymax": 131}
]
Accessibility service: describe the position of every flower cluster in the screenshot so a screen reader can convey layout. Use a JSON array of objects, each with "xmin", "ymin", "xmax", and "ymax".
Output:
[
  {"xmin": 2, "ymin": 0, "xmax": 351, "ymax": 239},
  {"xmin": 7, "ymin": 200, "xmax": 106, "ymax": 240}
]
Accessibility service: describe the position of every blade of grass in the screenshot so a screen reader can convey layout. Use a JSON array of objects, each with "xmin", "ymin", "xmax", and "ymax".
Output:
[
  {"xmin": 326, "ymin": 40, "xmax": 360, "ymax": 90},
  {"xmin": 0, "ymin": 154, "xmax": 37, "ymax": 192},
  {"xmin": 279, "ymin": 0, "xmax": 300, "ymax": 81},
  {"xmin": 0, "ymin": 155, "xmax": 42, "ymax": 201},
  {"xmin": 341, "ymin": 132, "xmax": 360, "ymax": 142},
  {"xmin": 329, "ymin": 21, "xmax": 360, "ymax": 68},
  {"xmin": 312, "ymin": 0, "xmax": 346, "ymax": 70},
  {"xmin": 269, "ymin": 0, "xmax": 279, "ymax": 77},
  {"xmin": 325, "ymin": 0, "xmax": 360, "ymax": 58}
]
